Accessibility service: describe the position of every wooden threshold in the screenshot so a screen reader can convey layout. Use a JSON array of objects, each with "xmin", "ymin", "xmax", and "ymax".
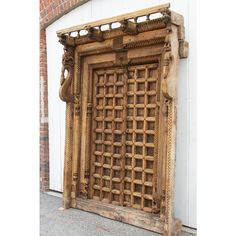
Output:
[{"xmin": 75, "ymin": 197, "xmax": 164, "ymax": 234}]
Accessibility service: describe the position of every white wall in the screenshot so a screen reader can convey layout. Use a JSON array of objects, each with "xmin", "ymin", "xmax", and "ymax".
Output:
[{"xmin": 46, "ymin": 0, "xmax": 196, "ymax": 228}]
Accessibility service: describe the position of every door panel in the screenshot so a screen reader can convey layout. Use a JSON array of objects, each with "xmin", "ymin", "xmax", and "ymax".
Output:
[
  {"xmin": 90, "ymin": 67, "xmax": 126, "ymax": 205},
  {"xmin": 89, "ymin": 63, "xmax": 161, "ymax": 214}
]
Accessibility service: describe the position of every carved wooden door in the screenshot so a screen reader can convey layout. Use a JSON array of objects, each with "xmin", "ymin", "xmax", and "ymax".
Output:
[
  {"xmin": 89, "ymin": 64, "xmax": 160, "ymax": 214},
  {"xmin": 58, "ymin": 3, "xmax": 188, "ymax": 236}
]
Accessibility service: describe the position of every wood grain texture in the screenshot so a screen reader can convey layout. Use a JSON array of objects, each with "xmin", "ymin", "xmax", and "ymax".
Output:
[
  {"xmin": 76, "ymin": 197, "xmax": 164, "ymax": 233},
  {"xmin": 57, "ymin": 3, "xmax": 170, "ymax": 35},
  {"xmin": 58, "ymin": 4, "xmax": 188, "ymax": 235}
]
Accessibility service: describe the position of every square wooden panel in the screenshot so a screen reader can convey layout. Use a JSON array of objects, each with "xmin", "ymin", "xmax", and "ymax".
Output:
[
  {"xmin": 91, "ymin": 68, "xmax": 125, "ymax": 204},
  {"xmin": 89, "ymin": 64, "xmax": 160, "ymax": 213}
]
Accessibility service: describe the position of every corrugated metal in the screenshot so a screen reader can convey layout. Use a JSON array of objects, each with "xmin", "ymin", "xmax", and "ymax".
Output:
[{"xmin": 46, "ymin": 0, "xmax": 196, "ymax": 228}]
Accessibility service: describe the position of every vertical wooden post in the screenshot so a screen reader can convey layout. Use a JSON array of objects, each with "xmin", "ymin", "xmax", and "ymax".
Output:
[
  {"xmin": 71, "ymin": 53, "xmax": 81, "ymax": 207},
  {"xmin": 161, "ymin": 23, "xmax": 182, "ymax": 236},
  {"xmin": 63, "ymin": 102, "xmax": 74, "ymax": 208},
  {"xmin": 85, "ymin": 70, "xmax": 93, "ymax": 196},
  {"xmin": 59, "ymin": 45, "xmax": 75, "ymax": 209}
]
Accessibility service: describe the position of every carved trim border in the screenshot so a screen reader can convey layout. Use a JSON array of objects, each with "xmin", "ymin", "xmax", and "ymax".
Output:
[{"xmin": 57, "ymin": 4, "xmax": 188, "ymax": 236}]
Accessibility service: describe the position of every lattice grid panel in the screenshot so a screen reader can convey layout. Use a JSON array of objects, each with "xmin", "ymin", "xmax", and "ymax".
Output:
[
  {"xmin": 91, "ymin": 64, "xmax": 160, "ymax": 213},
  {"xmin": 92, "ymin": 68, "xmax": 126, "ymax": 205}
]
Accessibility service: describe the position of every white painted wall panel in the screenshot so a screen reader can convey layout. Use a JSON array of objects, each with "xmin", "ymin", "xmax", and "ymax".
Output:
[{"xmin": 46, "ymin": 0, "xmax": 196, "ymax": 228}]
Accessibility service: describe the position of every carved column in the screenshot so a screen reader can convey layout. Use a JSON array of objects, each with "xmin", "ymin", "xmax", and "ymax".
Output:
[
  {"xmin": 67, "ymin": 47, "xmax": 81, "ymax": 207},
  {"xmin": 161, "ymin": 20, "xmax": 182, "ymax": 236},
  {"xmin": 59, "ymin": 35, "xmax": 75, "ymax": 208}
]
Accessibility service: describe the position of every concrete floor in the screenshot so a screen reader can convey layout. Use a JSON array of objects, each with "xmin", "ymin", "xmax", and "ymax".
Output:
[{"xmin": 40, "ymin": 193, "xmax": 195, "ymax": 236}]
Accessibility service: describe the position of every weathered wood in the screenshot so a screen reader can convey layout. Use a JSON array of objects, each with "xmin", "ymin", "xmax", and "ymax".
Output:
[
  {"xmin": 179, "ymin": 40, "xmax": 189, "ymax": 58},
  {"xmin": 71, "ymin": 51, "xmax": 80, "ymax": 208},
  {"xmin": 120, "ymin": 20, "xmax": 138, "ymax": 35},
  {"xmin": 57, "ymin": 3, "xmax": 170, "ymax": 35},
  {"xmin": 60, "ymin": 46, "xmax": 75, "ymax": 209},
  {"xmin": 76, "ymin": 197, "xmax": 164, "ymax": 233},
  {"xmin": 86, "ymin": 27, "xmax": 104, "ymax": 42},
  {"xmin": 170, "ymin": 11, "xmax": 184, "ymax": 26},
  {"xmin": 59, "ymin": 18, "xmax": 170, "ymax": 47},
  {"xmin": 62, "ymin": 102, "xmax": 73, "ymax": 209},
  {"xmin": 79, "ymin": 58, "xmax": 89, "ymax": 197},
  {"xmin": 58, "ymin": 3, "xmax": 188, "ymax": 235}
]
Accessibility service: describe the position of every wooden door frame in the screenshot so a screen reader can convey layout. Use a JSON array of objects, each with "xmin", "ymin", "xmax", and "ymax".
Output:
[{"xmin": 57, "ymin": 3, "xmax": 188, "ymax": 236}]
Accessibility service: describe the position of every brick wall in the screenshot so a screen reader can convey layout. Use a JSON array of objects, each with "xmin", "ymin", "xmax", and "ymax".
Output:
[
  {"xmin": 40, "ymin": 29, "xmax": 49, "ymax": 191},
  {"xmin": 40, "ymin": 0, "xmax": 89, "ymax": 191}
]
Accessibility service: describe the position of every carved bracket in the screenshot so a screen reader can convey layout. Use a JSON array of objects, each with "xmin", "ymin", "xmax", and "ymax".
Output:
[
  {"xmin": 120, "ymin": 20, "xmax": 138, "ymax": 35},
  {"xmin": 85, "ymin": 26, "xmax": 104, "ymax": 42},
  {"xmin": 179, "ymin": 40, "xmax": 189, "ymax": 58},
  {"xmin": 59, "ymin": 46, "xmax": 74, "ymax": 102}
]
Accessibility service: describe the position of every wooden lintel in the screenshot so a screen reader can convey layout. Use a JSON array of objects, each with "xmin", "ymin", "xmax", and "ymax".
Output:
[
  {"xmin": 72, "ymin": 20, "xmax": 169, "ymax": 47},
  {"xmin": 56, "ymin": 3, "xmax": 170, "ymax": 36},
  {"xmin": 120, "ymin": 20, "xmax": 138, "ymax": 35}
]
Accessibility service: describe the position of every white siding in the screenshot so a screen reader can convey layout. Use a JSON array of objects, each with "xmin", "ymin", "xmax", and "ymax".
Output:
[{"xmin": 46, "ymin": 0, "xmax": 196, "ymax": 228}]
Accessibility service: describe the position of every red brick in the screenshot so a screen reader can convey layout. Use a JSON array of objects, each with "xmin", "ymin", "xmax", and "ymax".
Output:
[
  {"xmin": 40, "ymin": 0, "xmax": 85, "ymax": 192},
  {"xmin": 40, "ymin": 27, "xmax": 49, "ymax": 192}
]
